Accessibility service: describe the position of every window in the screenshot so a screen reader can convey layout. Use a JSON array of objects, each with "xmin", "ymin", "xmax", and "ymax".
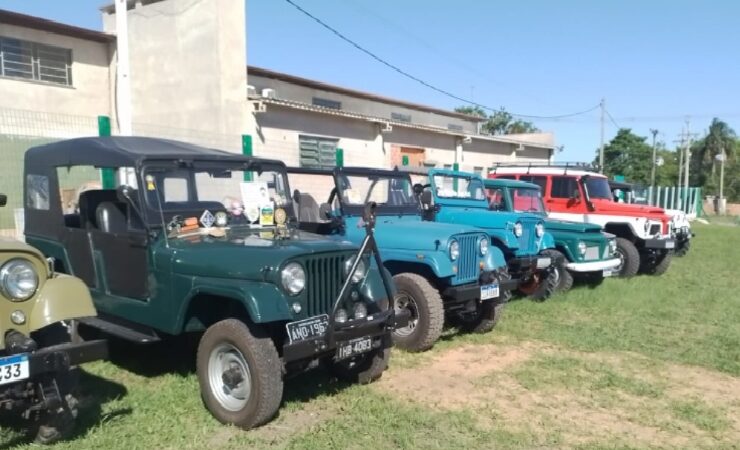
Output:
[
  {"xmin": 473, "ymin": 166, "xmax": 484, "ymax": 176},
  {"xmin": 391, "ymin": 112, "xmax": 412, "ymax": 123},
  {"xmin": 26, "ymin": 174, "xmax": 50, "ymax": 210},
  {"xmin": 299, "ymin": 135, "xmax": 338, "ymax": 169},
  {"xmin": 520, "ymin": 175, "xmax": 547, "ymax": 192},
  {"xmin": 0, "ymin": 37, "xmax": 72, "ymax": 86},
  {"xmin": 583, "ymin": 177, "xmax": 613, "ymax": 199},
  {"xmin": 497, "ymin": 175, "xmax": 517, "ymax": 180},
  {"xmin": 551, "ymin": 176, "xmax": 579, "ymax": 199},
  {"xmin": 447, "ymin": 124, "xmax": 463, "ymax": 132},
  {"xmin": 312, "ymin": 97, "xmax": 341, "ymax": 110},
  {"xmin": 487, "ymin": 188, "xmax": 506, "ymax": 211},
  {"xmin": 163, "ymin": 178, "xmax": 188, "ymax": 202}
]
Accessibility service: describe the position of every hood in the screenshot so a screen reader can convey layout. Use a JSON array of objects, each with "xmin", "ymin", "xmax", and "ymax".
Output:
[
  {"xmin": 544, "ymin": 218, "xmax": 602, "ymax": 234},
  {"xmin": 438, "ymin": 206, "xmax": 543, "ymax": 230},
  {"xmin": 167, "ymin": 226, "xmax": 357, "ymax": 279},
  {"xmin": 359, "ymin": 215, "xmax": 483, "ymax": 252},
  {"xmin": 591, "ymin": 199, "xmax": 669, "ymax": 220}
]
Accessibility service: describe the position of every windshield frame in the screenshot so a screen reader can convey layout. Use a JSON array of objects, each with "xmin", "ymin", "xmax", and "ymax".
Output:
[
  {"xmin": 583, "ymin": 175, "xmax": 613, "ymax": 200},
  {"xmin": 428, "ymin": 171, "xmax": 489, "ymax": 208},
  {"xmin": 139, "ymin": 158, "xmax": 295, "ymax": 227},
  {"xmin": 508, "ymin": 186, "xmax": 547, "ymax": 214},
  {"xmin": 334, "ymin": 169, "xmax": 420, "ymax": 217}
]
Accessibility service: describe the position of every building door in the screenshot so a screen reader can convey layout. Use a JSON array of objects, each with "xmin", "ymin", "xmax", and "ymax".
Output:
[{"xmin": 391, "ymin": 146, "xmax": 426, "ymax": 167}]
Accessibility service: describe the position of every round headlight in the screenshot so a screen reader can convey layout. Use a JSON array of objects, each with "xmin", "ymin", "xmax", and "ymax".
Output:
[
  {"xmin": 344, "ymin": 256, "xmax": 368, "ymax": 284},
  {"xmin": 535, "ymin": 222, "xmax": 545, "ymax": 238},
  {"xmin": 353, "ymin": 302, "xmax": 367, "ymax": 320},
  {"xmin": 281, "ymin": 262, "xmax": 306, "ymax": 295},
  {"xmin": 609, "ymin": 239, "xmax": 617, "ymax": 254},
  {"xmin": 578, "ymin": 241, "xmax": 587, "ymax": 256},
  {"xmin": 0, "ymin": 259, "xmax": 39, "ymax": 301},
  {"xmin": 513, "ymin": 222, "xmax": 523, "ymax": 237},
  {"xmin": 449, "ymin": 240, "xmax": 460, "ymax": 261},
  {"xmin": 335, "ymin": 308, "xmax": 348, "ymax": 324},
  {"xmin": 479, "ymin": 237, "xmax": 488, "ymax": 256}
]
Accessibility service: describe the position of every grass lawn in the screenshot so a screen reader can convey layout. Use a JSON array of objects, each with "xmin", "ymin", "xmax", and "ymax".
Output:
[{"xmin": 2, "ymin": 223, "xmax": 739, "ymax": 449}]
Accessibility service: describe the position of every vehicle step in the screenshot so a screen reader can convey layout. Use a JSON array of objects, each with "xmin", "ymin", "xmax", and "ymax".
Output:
[{"xmin": 78, "ymin": 317, "xmax": 161, "ymax": 343}]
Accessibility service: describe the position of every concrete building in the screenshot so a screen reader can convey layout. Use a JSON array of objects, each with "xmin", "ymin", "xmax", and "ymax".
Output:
[{"xmin": 0, "ymin": 0, "xmax": 555, "ymax": 235}]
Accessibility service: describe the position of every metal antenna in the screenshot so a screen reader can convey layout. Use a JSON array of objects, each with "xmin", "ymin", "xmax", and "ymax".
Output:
[{"xmin": 152, "ymin": 178, "xmax": 170, "ymax": 248}]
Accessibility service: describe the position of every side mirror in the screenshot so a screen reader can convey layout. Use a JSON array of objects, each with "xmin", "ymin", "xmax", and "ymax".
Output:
[
  {"xmin": 420, "ymin": 190, "xmax": 433, "ymax": 209},
  {"xmin": 412, "ymin": 183, "xmax": 424, "ymax": 196},
  {"xmin": 0, "ymin": 194, "xmax": 6, "ymax": 207}
]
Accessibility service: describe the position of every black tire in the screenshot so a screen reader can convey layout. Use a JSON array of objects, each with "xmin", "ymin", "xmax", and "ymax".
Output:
[
  {"xmin": 642, "ymin": 251, "xmax": 673, "ymax": 275},
  {"xmin": 527, "ymin": 268, "xmax": 558, "ymax": 301},
  {"xmin": 196, "ymin": 319, "xmax": 283, "ymax": 429},
  {"xmin": 391, "ymin": 273, "xmax": 445, "ymax": 352},
  {"xmin": 614, "ymin": 238, "xmax": 640, "ymax": 278},
  {"xmin": 329, "ymin": 337, "xmax": 390, "ymax": 384},
  {"xmin": 456, "ymin": 301, "xmax": 506, "ymax": 334},
  {"xmin": 34, "ymin": 394, "xmax": 77, "ymax": 445},
  {"xmin": 675, "ymin": 239, "xmax": 690, "ymax": 257},
  {"xmin": 542, "ymin": 249, "xmax": 573, "ymax": 293}
]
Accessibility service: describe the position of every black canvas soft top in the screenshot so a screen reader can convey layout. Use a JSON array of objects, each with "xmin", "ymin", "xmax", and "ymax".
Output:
[{"xmin": 24, "ymin": 136, "xmax": 268, "ymax": 170}]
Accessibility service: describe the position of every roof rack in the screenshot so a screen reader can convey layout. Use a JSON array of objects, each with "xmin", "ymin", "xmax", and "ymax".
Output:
[{"xmin": 489, "ymin": 161, "xmax": 600, "ymax": 175}]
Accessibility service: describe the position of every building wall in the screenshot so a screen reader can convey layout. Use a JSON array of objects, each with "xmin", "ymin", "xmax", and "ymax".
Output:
[
  {"xmin": 0, "ymin": 23, "xmax": 112, "ymax": 118},
  {"xmin": 249, "ymin": 75, "xmax": 478, "ymax": 134},
  {"xmin": 102, "ymin": 0, "xmax": 249, "ymax": 152}
]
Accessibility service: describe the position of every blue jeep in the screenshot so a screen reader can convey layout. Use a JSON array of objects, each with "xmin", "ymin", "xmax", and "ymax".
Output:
[
  {"xmin": 408, "ymin": 168, "xmax": 558, "ymax": 300},
  {"xmin": 287, "ymin": 167, "xmax": 512, "ymax": 352}
]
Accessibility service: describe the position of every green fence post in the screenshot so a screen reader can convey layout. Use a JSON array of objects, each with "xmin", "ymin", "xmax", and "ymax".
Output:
[
  {"xmin": 402, "ymin": 155, "xmax": 409, "ymax": 166},
  {"xmin": 452, "ymin": 162, "xmax": 459, "ymax": 190},
  {"xmin": 335, "ymin": 148, "xmax": 344, "ymax": 167},
  {"xmin": 98, "ymin": 116, "xmax": 116, "ymax": 189},
  {"xmin": 242, "ymin": 135, "xmax": 253, "ymax": 181}
]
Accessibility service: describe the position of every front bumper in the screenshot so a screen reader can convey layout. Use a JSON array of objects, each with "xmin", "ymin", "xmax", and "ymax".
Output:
[
  {"xmin": 644, "ymin": 237, "xmax": 676, "ymax": 250},
  {"xmin": 282, "ymin": 308, "xmax": 403, "ymax": 363},
  {"xmin": 442, "ymin": 270, "xmax": 515, "ymax": 304},
  {"xmin": 0, "ymin": 339, "xmax": 108, "ymax": 388},
  {"xmin": 565, "ymin": 257, "xmax": 621, "ymax": 273}
]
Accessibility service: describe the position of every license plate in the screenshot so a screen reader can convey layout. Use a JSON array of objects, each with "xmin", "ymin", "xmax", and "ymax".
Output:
[
  {"xmin": 666, "ymin": 241, "xmax": 675, "ymax": 249},
  {"xmin": 0, "ymin": 354, "xmax": 29, "ymax": 386},
  {"xmin": 286, "ymin": 314, "xmax": 329, "ymax": 343},
  {"xmin": 480, "ymin": 283, "xmax": 500, "ymax": 300},
  {"xmin": 536, "ymin": 257, "xmax": 551, "ymax": 269},
  {"xmin": 336, "ymin": 337, "xmax": 373, "ymax": 361},
  {"xmin": 603, "ymin": 269, "xmax": 615, "ymax": 277}
]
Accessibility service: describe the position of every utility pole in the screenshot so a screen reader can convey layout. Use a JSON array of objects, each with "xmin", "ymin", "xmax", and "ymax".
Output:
[
  {"xmin": 599, "ymin": 98, "xmax": 605, "ymax": 173},
  {"xmin": 650, "ymin": 128, "xmax": 658, "ymax": 203},
  {"xmin": 683, "ymin": 118, "xmax": 692, "ymax": 211},
  {"xmin": 717, "ymin": 147, "xmax": 726, "ymax": 214}
]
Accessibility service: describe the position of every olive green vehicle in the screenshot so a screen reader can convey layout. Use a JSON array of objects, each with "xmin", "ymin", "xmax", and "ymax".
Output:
[
  {"xmin": 0, "ymin": 193, "xmax": 107, "ymax": 444},
  {"xmin": 22, "ymin": 137, "xmax": 402, "ymax": 430}
]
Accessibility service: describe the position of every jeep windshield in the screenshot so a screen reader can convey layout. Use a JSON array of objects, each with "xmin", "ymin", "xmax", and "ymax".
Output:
[
  {"xmin": 431, "ymin": 174, "xmax": 487, "ymax": 203},
  {"xmin": 338, "ymin": 173, "xmax": 418, "ymax": 215},
  {"xmin": 510, "ymin": 187, "xmax": 546, "ymax": 213},
  {"xmin": 583, "ymin": 176, "xmax": 613, "ymax": 200},
  {"xmin": 143, "ymin": 161, "xmax": 294, "ymax": 225}
]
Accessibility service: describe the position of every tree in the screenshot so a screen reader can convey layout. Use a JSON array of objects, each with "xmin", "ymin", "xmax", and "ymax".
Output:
[
  {"xmin": 454, "ymin": 106, "xmax": 540, "ymax": 135},
  {"xmin": 689, "ymin": 118, "xmax": 738, "ymax": 194},
  {"xmin": 596, "ymin": 129, "xmax": 653, "ymax": 184}
]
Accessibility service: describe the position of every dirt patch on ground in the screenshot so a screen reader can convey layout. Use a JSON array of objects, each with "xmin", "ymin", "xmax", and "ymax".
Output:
[{"xmin": 377, "ymin": 341, "xmax": 740, "ymax": 448}]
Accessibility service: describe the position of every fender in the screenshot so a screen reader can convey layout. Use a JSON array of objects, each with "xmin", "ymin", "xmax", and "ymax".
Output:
[
  {"xmin": 484, "ymin": 245, "xmax": 508, "ymax": 270},
  {"xmin": 29, "ymin": 274, "xmax": 97, "ymax": 331},
  {"xmin": 175, "ymin": 277, "xmax": 293, "ymax": 332},
  {"xmin": 380, "ymin": 248, "xmax": 456, "ymax": 279},
  {"xmin": 539, "ymin": 232, "xmax": 556, "ymax": 251},
  {"xmin": 487, "ymin": 229, "xmax": 521, "ymax": 251}
]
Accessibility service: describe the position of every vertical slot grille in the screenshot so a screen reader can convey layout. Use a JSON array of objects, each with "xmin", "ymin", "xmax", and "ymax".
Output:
[
  {"xmin": 452, "ymin": 234, "xmax": 479, "ymax": 284},
  {"xmin": 303, "ymin": 254, "xmax": 348, "ymax": 317}
]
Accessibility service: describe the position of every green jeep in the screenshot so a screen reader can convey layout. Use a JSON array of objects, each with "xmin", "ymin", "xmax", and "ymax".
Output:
[
  {"xmin": 0, "ymin": 193, "xmax": 107, "ymax": 444},
  {"xmin": 22, "ymin": 137, "xmax": 400, "ymax": 429}
]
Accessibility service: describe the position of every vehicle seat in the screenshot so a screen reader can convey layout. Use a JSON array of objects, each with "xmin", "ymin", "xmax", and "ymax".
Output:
[
  {"xmin": 420, "ymin": 190, "xmax": 435, "ymax": 221},
  {"xmin": 78, "ymin": 189, "xmax": 119, "ymax": 229},
  {"xmin": 96, "ymin": 201, "xmax": 128, "ymax": 234},
  {"xmin": 298, "ymin": 193, "xmax": 321, "ymax": 223},
  {"xmin": 319, "ymin": 203, "xmax": 332, "ymax": 220}
]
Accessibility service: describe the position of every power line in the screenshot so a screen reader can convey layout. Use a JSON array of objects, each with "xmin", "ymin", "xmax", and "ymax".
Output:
[
  {"xmin": 283, "ymin": 0, "xmax": 601, "ymax": 121},
  {"xmin": 605, "ymin": 108, "xmax": 621, "ymax": 129}
]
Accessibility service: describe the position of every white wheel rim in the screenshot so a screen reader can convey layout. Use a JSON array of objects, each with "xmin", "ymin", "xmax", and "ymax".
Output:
[
  {"xmin": 393, "ymin": 293, "xmax": 419, "ymax": 337},
  {"xmin": 208, "ymin": 343, "xmax": 252, "ymax": 412}
]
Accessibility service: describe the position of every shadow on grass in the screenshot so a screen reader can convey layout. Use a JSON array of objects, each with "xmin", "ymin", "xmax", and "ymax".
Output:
[
  {"xmin": 103, "ymin": 334, "xmax": 200, "ymax": 378},
  {"xmin": 0, "ymin": 369, "xmax": 128, "ymax": 449}
]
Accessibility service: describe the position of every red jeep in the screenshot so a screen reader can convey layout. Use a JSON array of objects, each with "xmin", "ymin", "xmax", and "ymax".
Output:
[{"xmin": 489, "ymin": 164, "xmax": 675, "ymax": 277}]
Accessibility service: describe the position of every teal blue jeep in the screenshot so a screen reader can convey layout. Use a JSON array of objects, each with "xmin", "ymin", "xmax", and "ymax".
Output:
[
  {"xmin": 23, "ymin": 137, "xmax": 401, "ymax": 430},
  {"xmin": 287, "ymin": 167, "xmax": 512, "ymax": 353},
  {"xmin": 483, "ymin": 178, "xmax": 620, "ymax": 291},
  {"xmin": 409, "ymin": 168, "xmax": 558, "ymax": 300}
]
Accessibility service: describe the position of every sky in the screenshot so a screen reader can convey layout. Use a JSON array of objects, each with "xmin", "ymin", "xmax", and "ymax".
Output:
[{"xmin": 3, "ymin": 0, "xmax": 739, "ymax": 161}]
